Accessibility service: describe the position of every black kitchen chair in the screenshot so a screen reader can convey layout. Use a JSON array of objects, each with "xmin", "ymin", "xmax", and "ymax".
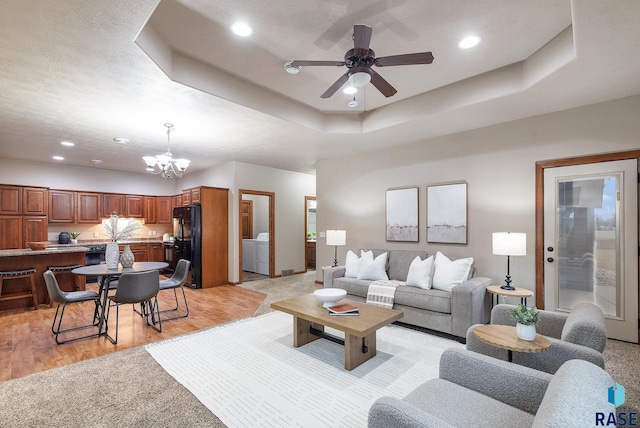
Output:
[
  {"xmin": 157, "ymin": 259, "xmax": 191, "ymax": 321},
  {"xmin": 43, "ymin": 270, "xmax": 102, "ymax": 344},
  {"xmin": 104, "ymin": 270, "xmax": 161, "ymax": 344}
]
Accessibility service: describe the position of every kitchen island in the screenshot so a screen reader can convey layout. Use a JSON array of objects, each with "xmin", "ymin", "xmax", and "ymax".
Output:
[{"xmin": 0, "ymin": 247, "xmax": 88, "ymax": 311}]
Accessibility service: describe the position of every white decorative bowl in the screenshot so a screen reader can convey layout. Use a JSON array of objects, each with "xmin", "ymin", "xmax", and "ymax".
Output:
[{"xmin": 314, "ymin": 288, "xmax": 347, "ymax": 308}]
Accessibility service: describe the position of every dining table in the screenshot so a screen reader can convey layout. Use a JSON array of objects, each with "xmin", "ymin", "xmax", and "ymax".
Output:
[{"xmin": 72, "ymin": 262, "xmax": 168, "ymax": 335}]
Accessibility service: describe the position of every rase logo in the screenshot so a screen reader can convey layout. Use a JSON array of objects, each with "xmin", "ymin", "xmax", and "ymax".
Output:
[{"xmin": 596, "ymin": 383, "xmax": 637, "ymax": 426}]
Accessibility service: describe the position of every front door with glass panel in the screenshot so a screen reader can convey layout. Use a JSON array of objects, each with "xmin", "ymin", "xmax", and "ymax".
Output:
[{"xmin": 544, "ymin": 159, "xmax": 638, "ymax": 343}]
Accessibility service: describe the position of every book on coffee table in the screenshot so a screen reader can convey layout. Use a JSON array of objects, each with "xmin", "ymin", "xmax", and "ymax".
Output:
[{"xmin": 328, "ymin": 303, "xmax": 359, "ymax": 316}]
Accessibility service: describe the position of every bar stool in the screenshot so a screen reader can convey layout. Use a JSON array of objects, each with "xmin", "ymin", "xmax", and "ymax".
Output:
[
  {"xmin": 47, "ymin": 264, "xmax": 83, "ymax": 306},
  {"xmin": 0, "ymin": 268, "xmax": 38, "ymax": 310}
]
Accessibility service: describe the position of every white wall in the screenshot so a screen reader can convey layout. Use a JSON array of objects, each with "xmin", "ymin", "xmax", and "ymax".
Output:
[{"xmin": 315, "ymin": 95, "xmax": 640, "ymax": 293}]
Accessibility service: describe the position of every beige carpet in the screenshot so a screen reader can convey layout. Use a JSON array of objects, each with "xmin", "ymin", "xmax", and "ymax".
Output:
[{"xmin": 0, "ymin": 272, "xmax": 637, "ymax": 426}]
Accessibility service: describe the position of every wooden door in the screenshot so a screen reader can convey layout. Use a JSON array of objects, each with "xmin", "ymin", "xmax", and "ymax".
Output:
[
  {"xmin": 0, "ymin": 185, "xmax": 22, "ymax": 215},
  {"xmin": 23, "ymin": 216, "xmax": 47, "ymax": 244},
  {"xmin": 22, "ymin": 187, "xmax": 47, "ymax": 216},
  {"xmin": 156, "ymin": 197, "xmax": 172, "ymax": 224},
  {"xmin": 0, "ymin": 216, "xmax": 23, "ymax": 249},
  {"xmin": 48, "ymin": 190, "xmax": 75, "ymax": 223},
  {"xmin": 102, "ymin": 193, "xmax": 124, "ymax": 217},
  {"xmin": 144, "ymin": 196, "xmax": 157, "ymax": 224},
  {"xmin": 241, "ymin": 200, "xmax": 253, "ymax": 239},
  {"xmin": 125, "ymin": 195, "xmax": 144, "ymax": 217},
  {"xmin": 76, "ymin": 192, "xmax": 101, "ymax": 223}
]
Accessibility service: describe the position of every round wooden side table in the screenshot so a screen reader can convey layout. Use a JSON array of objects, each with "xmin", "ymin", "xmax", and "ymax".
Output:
[
  {"xmin": 486, "ymin": 285, "xmax": 534, "ymax": 307},
  {"xmin": 473, "ymin": 324, "xmax": 551, "ymax": 362}
]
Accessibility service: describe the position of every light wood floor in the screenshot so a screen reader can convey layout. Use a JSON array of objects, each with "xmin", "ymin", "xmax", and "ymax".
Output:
[{"xmin": 0, "ymin": 283, "xmax": 265, "ymax": 381}]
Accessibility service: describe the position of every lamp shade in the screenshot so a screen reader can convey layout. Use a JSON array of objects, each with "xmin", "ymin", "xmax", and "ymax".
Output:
[
  {"xmin": 326, "ymin": 230, "xmax": 346, "ymax": 246},
  {"xmin": 492, "ymin": 232, "xmax": 526, "ymax": 256}
]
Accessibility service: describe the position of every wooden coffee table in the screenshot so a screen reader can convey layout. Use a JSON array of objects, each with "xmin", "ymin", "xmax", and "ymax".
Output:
[
  {"xmin": 271, "ymin": 293, "xmax": 403, "ymax": 370},
  {"xmin": 473, "ymin": 324, "xmax": 551, "ymax": 362}
]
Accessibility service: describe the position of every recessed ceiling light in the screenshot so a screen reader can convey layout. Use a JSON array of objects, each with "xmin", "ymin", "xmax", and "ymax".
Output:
[
  {"xmin": 60, "ymin": 141, "xmax": 74, "ymax": 147},
  {"xmin": 231, "ymin": 21, "xmax": 252, "ymax": 37},
  {"xmin": 343, "ymin": 86, "xmax": 358, "ymax": 95},
  {"xmin": 458, "ymin": 35, "xmax": 481, "ymax": 49},
  {"xmin": 113, "ymin": 137, "xmax": 129, "ymax": 144},
  {"xmin": 52, "ymin": 155, "xmax": 64, "ymax": 161},
  {"xmin": 91, "ymin": 159, "xmax": 102, "ymax": 164}
]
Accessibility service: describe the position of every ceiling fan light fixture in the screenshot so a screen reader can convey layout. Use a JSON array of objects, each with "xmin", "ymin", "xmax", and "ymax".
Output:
[
  {"xmin": 283, "ymin": 61, "xmax": 301, "ymax": 74},
  {"xmin": 343, "ymin": 86, "xmax": 358, "ymax": 95},
  {"xmin": 348, "ymin": 71, "xmax": 371, "ymax": 88}
]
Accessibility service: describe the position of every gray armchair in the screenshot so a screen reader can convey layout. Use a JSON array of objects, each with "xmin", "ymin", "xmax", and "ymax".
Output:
[
  {"xmin": 466, "ymin": 302, "xmax": 606, "ymax": 374},
  {"xmin": 368, "ymin": 348, "xmax": 614, "ymax": 428}
]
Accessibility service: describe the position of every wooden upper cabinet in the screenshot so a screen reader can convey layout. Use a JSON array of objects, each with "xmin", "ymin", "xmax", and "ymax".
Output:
[
  {"xmin": 144, "ymin": 196, "xmax": 157, "ymax": 224},
  {"xmin": 22, "ymin": 187, "xmax": 48, "ymax": 216},
  {"xmin": 173, "ymin": 194, "xmax": 182, "ymax": 209},
  {"xmin": 76, "ymin": 192, "xmax": 102, "ymax": 224},
  {"xmin": 49, "ymin": 190, "xmax": 75, "ymax": 223},
  {"xmin": 0, "ymin": 216, "xmax": 22, "ymax": 249},
  {"xmin": 156, "ymin": 196, "xmax": 172, "ymax": 224},
  {"xmin": 126, "ymin": 195, "xmax": 144, "ymax": 218},
  {"xmin": 181, "ymin": 189, "xmax": 191, "ymax": 206},
  {"xmin": 190, "ymin": 188, "xmax": 201, "ymax": 204},
  {"xmin": 23, "ymin": 215, "xmax": 47, "ymax": 243},
  {"xmin": 103, "ymin": 193, "xmax": 124, "ymax": 217},
  {"xmin": 0, "ymin": 185, "xmax": 22, "ymax": 215}
]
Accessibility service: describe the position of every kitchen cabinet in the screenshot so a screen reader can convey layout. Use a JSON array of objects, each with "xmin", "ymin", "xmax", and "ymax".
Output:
[
  {"xmin": 0, "ymin": 216, "xmax": 22, "ymax": 249},
  {"xmin": 49, "ymin": 190, "xmax": 75, "ymax": 223},
  {"xmin": 181, "ymin": 189, "xmax": 191, "ymax": 206},
  {"xmin": 306, "ymin": 241, "xmax": 316, "ymax": 269},
  {"xmin": 149, "ymin": 242, "xmax": 163, "ymax": 262},
  {"xmin": 144, "ymin": 196, "xmax": 157, "ymax": 224},
  {"xmin": 22, "ymin": 187, "xmax": 48, "ymax": 216},
  {"xmin": 156, "ymin": 196, "xmax": 172, "ymax": 224},
  {"xmin": 120, "ymin": 244, "xmax": 148, "ymax": 262},
  {"xmin": 126, "ymin": 195, "xmax": 144, "ymax": 218},
  {"xmin": 23, "ymin": 216, "xmax": 47, "ymax": 244},
  {"xmin": 173, "ymin": 194, "xmax": 182, "ymax": 209},
  {"xmin": 76, "ymin": 192, "xmax": 102, "ymax": 224},
  {"xmin": 190, "ymin": 188, "xmax": 201, "ymax": 204},
  {"xmin": 0, "ymin": 185, "xmax": 22, "ymax": 215},
  {"xmin": 103, "ymin": 193, "xmax": 124, "ymax": 217}
]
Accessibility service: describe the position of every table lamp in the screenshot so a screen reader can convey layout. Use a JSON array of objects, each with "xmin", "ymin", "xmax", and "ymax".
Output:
[
  {"xmin": 492, "ymin": 232, "xmax": 526, "ymax": 290},
  {"xmin": 326, "ymin": 230, "xmax": 346, "ymax": 267}
]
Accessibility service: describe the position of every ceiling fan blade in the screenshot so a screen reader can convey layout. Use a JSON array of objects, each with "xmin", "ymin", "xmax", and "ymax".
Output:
[
  {"xmin": 353, "ymin": 24, "xmax": 373, "ymax": 57},
  {"xmin": 369, "ymin": 69, "xmax": 397, "ymax": 97},
  {"xmin": 290, "ymin": 60, "xmax": 345, "ymax": 67},
  {"xmin": 320, "ymin": 73, "xmax": 350, "ymax": 98},
  {"xmin": 374, "ymin": 52, "xmax": 434, "ymax": 67}
]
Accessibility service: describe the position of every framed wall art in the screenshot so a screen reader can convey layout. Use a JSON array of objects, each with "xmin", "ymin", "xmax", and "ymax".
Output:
[
  {"xmin": 386, "ymin": 187, "xmax": 419, "ymax": 242},
  {"xmin": 427, "ymin": 182, "xmax": 468, "ymax": 244}
]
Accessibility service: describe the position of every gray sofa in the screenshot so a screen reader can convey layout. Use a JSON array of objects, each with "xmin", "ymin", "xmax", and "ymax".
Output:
[
  {"xmin": 323, "ymin": 249, "xmax": 492, "ymax": 339},
  {"xmin": 368, "ymin": 348, "xmax": 615, "ymax": 428},
  {"xmin": 466, "ymin": 302, "xmax": 607, "ymax": 374}
]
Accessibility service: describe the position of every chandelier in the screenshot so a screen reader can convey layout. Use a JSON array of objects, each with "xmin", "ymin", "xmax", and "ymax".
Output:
[{"xmin": 143, "ymin": 123, "xmax": 190, "ymax": 179}]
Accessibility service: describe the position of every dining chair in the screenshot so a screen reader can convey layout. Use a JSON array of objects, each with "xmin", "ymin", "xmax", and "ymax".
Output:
[
  {"xmin": 105, "ymin": 270, "xmax": 161, "ymax": 344},
  {"xmin": 157, "ymin": 259, "xmax": 191, "ymax": 321},
  {"xmin": 43, "ymin": 270, "xmax": 102, "ymax": 344}
]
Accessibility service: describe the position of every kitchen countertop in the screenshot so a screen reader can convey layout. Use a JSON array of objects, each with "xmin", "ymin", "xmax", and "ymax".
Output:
[
  {"xmin": 50, "ymin": 239, "xmax": 166, "ymax": 247},
  {"xmin": 0, "ymin": 246, "xmax": 90, "ymax": 258}
]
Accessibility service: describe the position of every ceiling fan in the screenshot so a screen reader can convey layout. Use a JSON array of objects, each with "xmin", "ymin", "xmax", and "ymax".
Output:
[{"xmin": 290, "ymin": 24, "xmax": 434, "ymax": 99}]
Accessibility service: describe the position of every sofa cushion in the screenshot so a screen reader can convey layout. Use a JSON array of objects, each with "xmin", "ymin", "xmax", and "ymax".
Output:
[
  {"xmin": 357, "ymin": 252, "xmax": 389, "ymax": 281},
  {"xmin": 345, "ymin": 250, "xmax": 372, "ymax": 278},
  {"xmin": 432, "ymin": 252, "xmax": 474, "ymax": 292},
  {"xmin": 387, "ymin": 250, "xmax": 428, "ymax": 281},
  {"xmin": 334, "ymin": 277, "xmax": 372, "ymax": 298},
  {"xmin": 394, "ymin": 286, "xmax": 452, "ymax": 314},
  {"xmin": 406, "ymin": 255, "xmax": 434, "ymax": 289}
]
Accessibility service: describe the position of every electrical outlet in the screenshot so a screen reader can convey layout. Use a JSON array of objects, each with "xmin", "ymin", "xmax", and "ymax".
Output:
[
  {"xmin": 149, "ymin": 231, "xmax": 153, "ymax": 236},
  {"xmin": 93, "ymin": 232, "xmax": 99, "ymax": 238}
]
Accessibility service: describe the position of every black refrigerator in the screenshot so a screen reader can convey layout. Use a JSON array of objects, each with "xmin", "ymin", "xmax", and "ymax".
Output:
[{"xmin": 173, "ymin": 205, "xmax": 202, "ymax": 288}]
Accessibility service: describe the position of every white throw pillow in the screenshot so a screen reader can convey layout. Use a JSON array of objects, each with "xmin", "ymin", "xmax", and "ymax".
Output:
[
  {"xmin": 406, "ymin": 255, "xmax": 434, "ymax": 289},
  {"xmin": 432, "ymin": 252, "xmax": 474, "ymax": 292},
  {"xmin": 357, "ymin": 252, "xmax": 389, "ymax": 281},
  {"xmin": 344, "ymin": 250, "xmax": 372, "ymax": 278}
]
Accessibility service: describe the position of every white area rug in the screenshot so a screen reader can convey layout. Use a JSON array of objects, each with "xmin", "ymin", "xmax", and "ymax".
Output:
[{"xmin": 146, "ymin": 312, "xmax": 464, "ymax": 427}]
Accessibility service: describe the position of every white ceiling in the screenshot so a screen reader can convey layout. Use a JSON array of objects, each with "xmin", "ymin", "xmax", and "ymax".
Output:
[{"xmin": 0, "ymin": 0, "xmax": 639, "ymax": 176}]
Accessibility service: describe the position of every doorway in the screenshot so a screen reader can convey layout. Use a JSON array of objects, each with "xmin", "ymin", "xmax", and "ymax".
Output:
[
  {"xmin": 536, "ymin": 151, "xmax": 639, "ymax": 343},
  {"xmin": 239, "ymin": 190, "xmax": 275, "ymax": 283},
  {"xmin": 305, "ymin": 196, "xmax": 317, "ymax": 272}
]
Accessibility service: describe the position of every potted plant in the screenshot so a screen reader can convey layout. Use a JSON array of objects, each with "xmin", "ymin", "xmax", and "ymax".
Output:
[
  {"xmin": 70, "ymin": 232, "xmax": 81, "ymax": 245},
  {"xmin": 508, "ymin": 303, "xmax": 540, "ymax": 341}
]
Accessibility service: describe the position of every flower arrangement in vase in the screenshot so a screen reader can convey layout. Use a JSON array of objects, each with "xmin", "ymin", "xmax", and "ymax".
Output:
[
  {"xmin": 102, "ymin": 212, "xmax": 141, "ymax": 268},
  {"xmin": 508, "ymin": 303, "xmax": 540, "ymax": 341}
]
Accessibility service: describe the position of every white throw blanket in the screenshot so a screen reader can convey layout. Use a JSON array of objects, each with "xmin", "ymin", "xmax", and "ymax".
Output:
[{"xmin": 366, "ymin": 280, "xmax": 405, "ymax": 308}]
